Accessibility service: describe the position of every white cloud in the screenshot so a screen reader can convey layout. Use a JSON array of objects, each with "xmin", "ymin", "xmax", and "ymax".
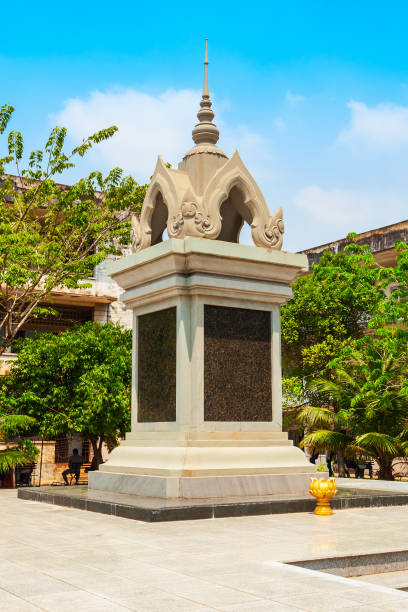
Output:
[
  {"xmin": 338, "ymin": 101, "xmax": 408, "ymax": 149},
  {"xmin": 54, "ymin": 88, "xmax": 200, "ymax": 181},
  {"xmin": 52, "ymin": 88, "xmax": 408, "ymax": 253},
  {"xmin": 295, "ymin": 185, "xmax": 406, "ymax": 229},
  {"xmin": 274, "ymin": 117, "xmax": 286, "ymax": 130},
  {"xmin": 285, "ymin": 90, "xmax": 305, "ymax": 106},
  {"xmin": 54, "ymin": 88, "xmax": 271, "ymax": 187}
]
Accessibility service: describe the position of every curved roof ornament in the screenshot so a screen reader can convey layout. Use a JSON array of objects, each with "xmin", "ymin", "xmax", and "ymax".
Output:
[{"xmin": 131, "ymin": 40, "xmax": 284, "ymax": 253}]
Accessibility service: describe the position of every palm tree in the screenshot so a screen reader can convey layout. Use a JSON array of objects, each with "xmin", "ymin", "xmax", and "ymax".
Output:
[
  {"xmin": 300, "ymin": 333, "xmax": 408, "ymax": 480},
  {"xmin": 0, "ymin": 415, "xmax": 39, "ymax": 474}
]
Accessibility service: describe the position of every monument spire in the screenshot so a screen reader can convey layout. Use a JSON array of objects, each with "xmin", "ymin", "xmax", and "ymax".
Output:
[{"xmin": 192, "ymin": 39, "xmax": 220, "ymax": 145}]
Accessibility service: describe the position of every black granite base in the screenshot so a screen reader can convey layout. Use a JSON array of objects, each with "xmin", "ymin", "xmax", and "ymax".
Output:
[{"xmin": 17, "ymin": 485, "xmax": 408, "ymax": 523}]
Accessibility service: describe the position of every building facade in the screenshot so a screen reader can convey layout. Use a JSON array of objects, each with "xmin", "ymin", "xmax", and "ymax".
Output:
[{"xmin": 300, "ymin": 219, "xmax": 408, "ymax": 269}]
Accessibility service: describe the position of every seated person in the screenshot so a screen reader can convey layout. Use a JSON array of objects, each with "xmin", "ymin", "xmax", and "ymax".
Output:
[{"xmin": 62, "ymin": 448, "xmax": 83, "ymax": 485}]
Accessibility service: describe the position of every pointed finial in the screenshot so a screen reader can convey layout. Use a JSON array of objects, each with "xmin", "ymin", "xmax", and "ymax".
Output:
[
  {"xmin": 192, "ymin": 39, "xmax": 220, "ymax": 145},
  {"xmin": 203, "ymin": 38, "xmax": 209, "ymax": 97}
]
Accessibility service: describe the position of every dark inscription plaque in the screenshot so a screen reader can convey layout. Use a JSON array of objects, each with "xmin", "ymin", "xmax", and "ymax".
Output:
[
  {"xmin": 138, "ymin": 307, "xmax": 177, "ymax": 422},
  {"xmin": 204, "ymin": 305, "xmax": 272, "ymax": 421}
]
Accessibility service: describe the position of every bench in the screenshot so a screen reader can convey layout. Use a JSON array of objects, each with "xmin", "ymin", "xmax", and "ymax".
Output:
[
  {"xmin": 345, "ymin": 461, "xmax": 374, "ymax": 479},
  {"xmin": 52, "ymin": 462, "xmax": 92, "ymax": 486}
]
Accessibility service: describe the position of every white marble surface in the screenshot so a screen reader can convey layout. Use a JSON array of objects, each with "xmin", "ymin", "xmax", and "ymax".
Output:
[
  {"xmin": 337, "ymin": 477, "xmax": 408, "ymax": 492},
  {"xmin": 89, "ymin": 471, "xmax": 314, "ymax": 499},
  {"xmin": 2, "ymin": 490, "xmax": 408, "ymax": 611}
]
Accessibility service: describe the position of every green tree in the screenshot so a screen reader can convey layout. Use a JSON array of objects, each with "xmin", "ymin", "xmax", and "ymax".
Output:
[
  {"xmin": 372, "ymin": 241, "xmax": 408, "ymax": 328},
  {"xmin": 0, "ymin": 414, "xmax": 38, "ymax": 474},
  {"xmin": 0, "ymin": 104, "xmax": 147, "ymax": 354},
  {"xmin": 281, "ymin": 239, "xmax": 386, "ymax": 377},
  {"xmin": 1, "ymin": 322, "xmax": 132, "ymax": 467},
  {"xmin": 300, "ymin": 331, "xmax": 408, "ymax": 480}
]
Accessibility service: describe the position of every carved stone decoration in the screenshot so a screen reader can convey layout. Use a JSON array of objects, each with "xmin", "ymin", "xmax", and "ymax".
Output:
[
  {"xmin": 131, "ymin": 151, "xmax": 284, "ymax": 253},
  {"xmin": 130, "ymin": 214, "xmax": 143, "ymax": 252},
  {"xmin": 167, "ymin": 200, "xmax": 216, "ymax": 240},
  {"xmin": 264, "ymin": 209, "xmax": 284, "ymax": 250},
  {"xmin": 181, "ymin": 201, "xmax": 197, "ymax": 218},
  {"xmin": 130, "ymin": 41, "xmax": 284, "ymax": 253}
]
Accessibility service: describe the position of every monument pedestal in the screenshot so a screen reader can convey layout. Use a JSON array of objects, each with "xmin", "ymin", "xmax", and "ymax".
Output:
[
  {"xmin": 89, "ymin": 431, "xmax": 315, "ymax": 499},
  {"xmin": 89, "ymin": 239, "xmax": 316, "ymax": 500}
]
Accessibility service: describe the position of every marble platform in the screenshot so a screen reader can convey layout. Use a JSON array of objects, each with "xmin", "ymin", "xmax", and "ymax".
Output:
[
  {"xmin": 88, "ymin": 471, "xmax": 315, "ymax": 499},
  {"xmin": 17, "ymin": 484, "xmax": 408, "ymax": 522}
]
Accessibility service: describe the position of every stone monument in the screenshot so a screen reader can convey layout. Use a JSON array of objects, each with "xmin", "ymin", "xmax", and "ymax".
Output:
[{"xmin": 89, "ymin": 40, "xmax": 316, "ymax": 500}]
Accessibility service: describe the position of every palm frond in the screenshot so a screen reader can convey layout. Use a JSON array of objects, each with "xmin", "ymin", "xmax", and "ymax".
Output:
[
  {"xmin": 355, "ymin": 432, "xmax": 401, "ymax": 457},
  {"xmin": 297, "ymin": 406, "xmax": 335, "ymax": 428},
  {"xmin": 300, "ymin": 430, "xmax": 349, "ymax": 453},
  {"xmin": 0, "ymin": 448, "xmax": 34, "ymax": 474},
  {"xmin": 399, "ymin": 428, "xmax": 408, "ymax": 443},
  {"xmin": 307, "ymin": 377, "xmax": 351, "ymax": 406},
  {"xmin": 335, "ymin": 367, "xmax": 361, "ymax": 390},
  {"xmin": 344, "ymin": 444, "xmax": 366, "ymax": 458}
]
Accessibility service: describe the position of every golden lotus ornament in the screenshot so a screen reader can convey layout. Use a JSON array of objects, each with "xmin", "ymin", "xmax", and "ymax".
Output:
[{"xmin": 309, "ymin": 477, "xmax": 337, "ymax": 515}]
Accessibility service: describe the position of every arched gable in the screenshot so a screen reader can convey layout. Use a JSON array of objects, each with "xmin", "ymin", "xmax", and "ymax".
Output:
[
  {"xmin": 131, "ymin": 151, "xmax": 284, "ymax": 252},
  {"xmin": 204, "ymin": 151, "xmax": 284, "ymax": 249}
]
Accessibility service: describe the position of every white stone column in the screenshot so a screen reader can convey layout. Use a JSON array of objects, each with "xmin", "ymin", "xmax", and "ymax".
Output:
[
  {"xmin": 271, "ymin": 305, "xmax": 283, "ymax": 431},
  {"xmin": 176, "ymin": 296, "xmax": 192, "ymax": 429},
  {"xmin": 131, "ymin": 311, "xmax": 138, "ymax": 432},
  {"xmin": 190, "ymin": 296, "xmax": 204, "ymax": 430}
]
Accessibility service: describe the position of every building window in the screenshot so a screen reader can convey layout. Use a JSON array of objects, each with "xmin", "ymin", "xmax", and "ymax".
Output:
[{"xmin": 54, "ymin": 436, "xmax": 69, "ymax": 463}]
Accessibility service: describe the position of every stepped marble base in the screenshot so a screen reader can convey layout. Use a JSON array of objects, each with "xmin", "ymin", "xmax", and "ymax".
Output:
[
  {"xmin": 88, "ymin": 432, "xmax": 316, "ymax": 499},
  {"xmin": 88, "ymin": 471, "xmax": 315, "ymax": 499}
]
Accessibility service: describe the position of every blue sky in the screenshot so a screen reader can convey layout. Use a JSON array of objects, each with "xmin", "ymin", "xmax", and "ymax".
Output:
[{"xmin": 2, "ymin": 1, "xmax": 408, "ymax": 250}]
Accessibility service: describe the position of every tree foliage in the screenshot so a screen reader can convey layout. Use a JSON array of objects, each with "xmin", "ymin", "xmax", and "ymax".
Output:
[
  {"xmin": 299, "ymin": 331, "xmax": 408, "ymax": 479},
  {"xmin": 281, "ymin": 239, "xmax": 386, "ymax": 376},
  {"xmin": 282, "ymin": 236, "xmax": 408, "ymax": 479},
  {"xmin": 0, "ymin": 413, "xmax": 38, "ymax": 474},
  {"xmin": 0, "ymin": 322, "xmax": 132, "ymax": 467},
  {"xmin": 0, "ymin": 104, "xmax": 147, "ymax": 353}
]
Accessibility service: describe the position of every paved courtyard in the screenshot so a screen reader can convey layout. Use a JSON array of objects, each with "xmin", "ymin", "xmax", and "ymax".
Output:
[{"xmin": 1, "ymin": 490, "xmax": 408, "ymax": 611}]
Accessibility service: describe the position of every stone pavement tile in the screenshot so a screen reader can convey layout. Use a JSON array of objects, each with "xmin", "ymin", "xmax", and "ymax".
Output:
[
  {"xmin": 328, "ymin": 608, "xmax": 385, "ymax": 612},
  {"xmin": 353, "ymin": 571, "xmax": 408, "ymax": 589},
  {"xmin": 148, "ymin": 575, "xmax": 220, "ymax": 593},
  {"xmin": 35, "ymin": 565, "xmax": 114, "ymax": 582},
  {"xmin": 113, "ymin": 564, "xmax": 190, "ymax": 585},
  {"xmin": 273, "ymin": 591, "xmax": 378, "ymax": 611},
  {"xmin": 183, "ymin": 559, "xmax": 272, "ymax": 579},
  {"xmin": 217, "ymin": 601, "xmax": 303, "ymax": 611},
  {"xmin": 199, "ymin": 571, "xmax": 278, "ymax": 589},
  {"xmin": 28, "ymin": 590, "xmax": 134, "ymax": 612},
  {"xmin": 4, "ymin": 549, "xmax": 98, "ymax": 576},
  {"xmin": 59, "ymin": 573, "xmax": 159, "ymax": 600},
  {"xmin": 0, "ymin": 570, "xmax": 79, "ymax": 599},
  {"xmin": 225, "ymin": 578, "xmax": 321, "ymax": 599},
  {"xmin": 0, "ymin": 588, "xmax": 41, "ymax": 611},
  {"xmin": 337, "ymin": 586, "xmax": 408, "ymax": 605},
  {"xmin": 119, "ymin": 591, "xmax": 218, "ymax": 611},
  {"xmin": 158, "ymin": 577, "xmax": 262, "ymax": 607},
  {"xmin": 0, "ymin": 559, "xmax": 27, "ymax": 573},
  {"xmin": 0, "ymin": 544, "xmax": 29, "ymax": 560},
  {"xmin": 378, "ymin": 602, "xmax": 408, "ymax": 612}
]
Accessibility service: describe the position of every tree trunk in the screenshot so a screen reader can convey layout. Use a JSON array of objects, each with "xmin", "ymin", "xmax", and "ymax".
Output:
[
  {"xmin": 378, "ymin": 457, "xmax": 394, "ymax": 480},
  {"xmin": 89, "ymin": 435, "xmax": 104, "ymax": 470},
  {"xmin": 336, "ymin": 451, "xmax": 346, "ymax": 477}
]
